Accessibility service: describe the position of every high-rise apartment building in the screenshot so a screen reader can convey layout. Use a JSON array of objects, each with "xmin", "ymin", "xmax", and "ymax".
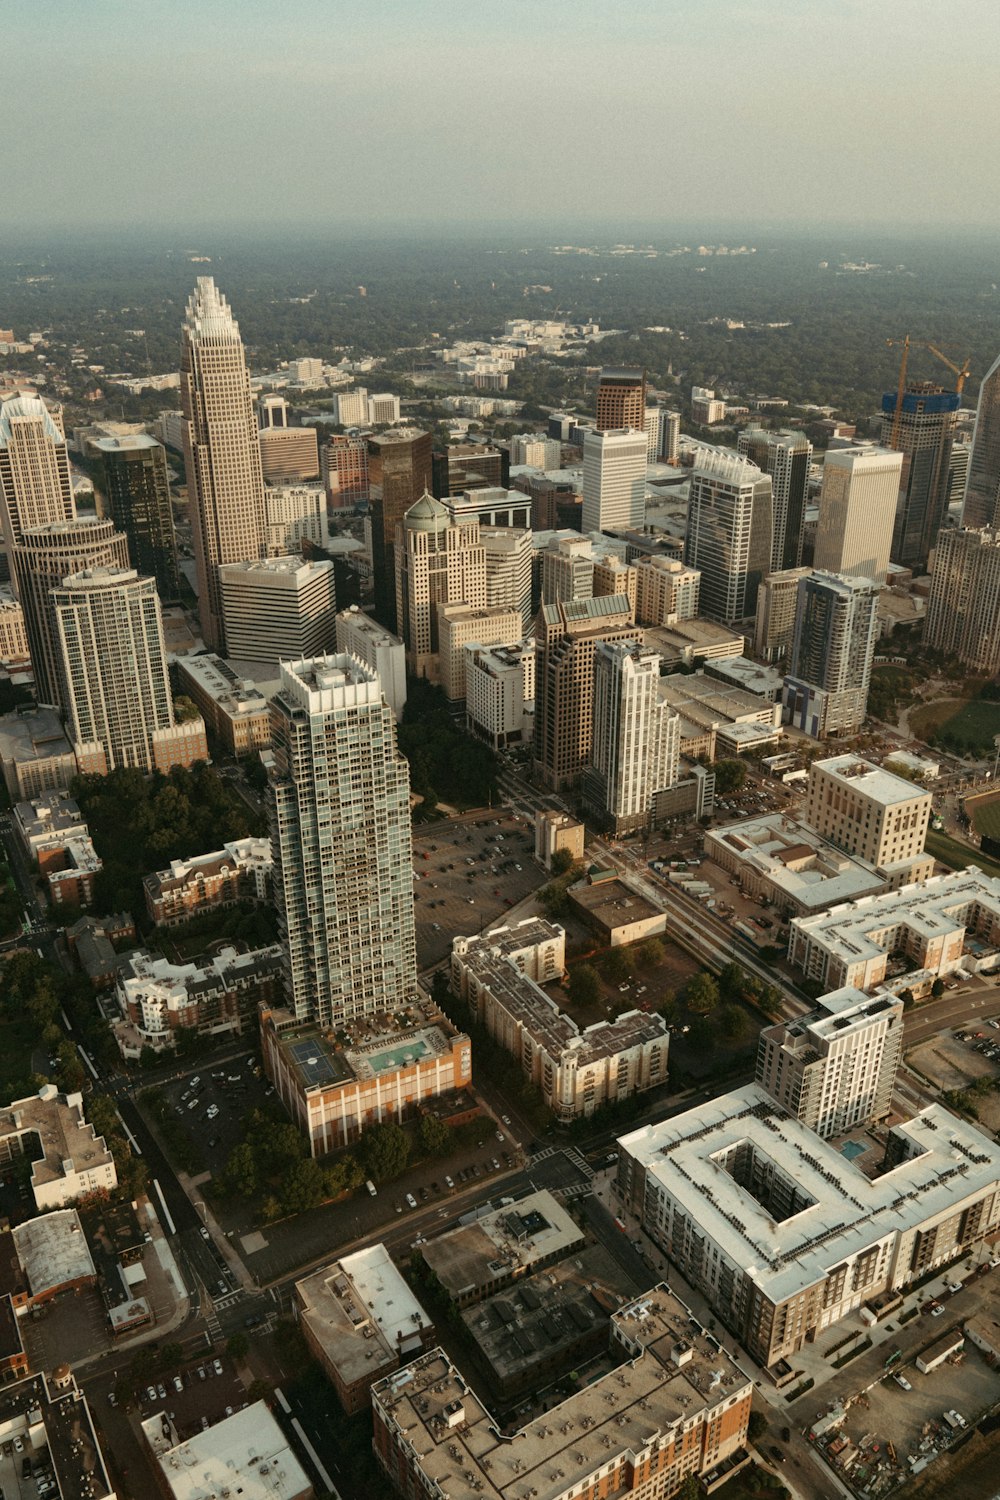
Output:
[
  {"xmin": 925, "ymin": 527, "xmax": 1000, "ymax": 673},
  {"xmin": 757, "ymin": 986, "xmax": 904, "ymax": 1139},
  {"xmin": 595, "ymin": 367, "xmax": 646, "ymax": 431},
  {"xmin": 535, "ymin": 594, "xmax": 640, "ymax": 790},
  {"xmin": 964, "ymin": 353, "xmax": 1000, "ymax": 529},
  {"xmin": 752, "ymin": 566, "xmax": 811, "ymax": 662},
  {"xmin": 592, "ymin": 555, "xmax": 637, "ymax": 617},
  {"xmin": 394, "ymin": 493, "xmax": 485, "ymax": 677},
  {"xmin": 0, "ymin": 393, "xmax": 74, "ymax": 558},
  {"xmin": 331, "ymin": 388, "xmax": 368, "ymax": 427},
  {"xmin": 581, "ymin": 429, "xmax": 647, "ymax": 532},
  {"xmin": 263, "ymin": 483, "xmax": 330, "ymax": 557},
  {"xmin": 782, "ymin": 571, "xmax": 879, "ymax": 738},
  {"xmin": 180, "ymin": 278, "xmax": 267, "ymax": 651},
  {"xmin": 540, "ymin": 535, "xmax": 594, "ymax": 605},
  {"xmin": 881, "ymin": 382, "xmax": 960, "ymax": 571},
  {"xmin": 93, "ymin": 435, "xmax": 179, "ymax": 599},
  {"xmin": 265, "ymin": 654, "xmax": 417, "ymax": 1027},
  {"xmin": 12, "ymin": 518, "xmax": 131, "ymax": 706},
  {"xmin": 323, "ymin": 433, "xmax": 369, "ymax": 510},
  {"xmin": 587, "ymin": 643, "xmax": 679, "ymax": 834},
  {"xmin": 368, "ymin": 428, "xmax": 433, "ymax": 632},
  {"xmin": 634, "ymin": 556, "xmax": 701, "ymax": 626},
  {"xmin": 803, "ymin": 754, "xmax": 932, "ymax": 874},
  {"xmin": 660, "ymin": 408, "xmax": 681, "ymax": 463},
  {"xmin": 368, "ymin": 393, "xmax": 401, "ymax": 426},
  {"xmin": 52, "ymin": 566, "xmax": 207, "ymax": 775},
  {"xmin": 219, "ymin": 556, "xmax": 336, "ymax": 663},
  {"xmin": 643, "ymin": 406, "xmax": 663, "ymax": 463},
  {"xmin": 481, "ymin": 526, "xmax": 532, "ymax": 631},
  {"xmin": 814, "ymin": 447, "xmax": 902, "ymax": 582},
  {"xmin": 737, "ymin": 428, "xmax": 812, "ymax": 570},
  {"xmin": 684, "ymin": 449, "xmax": 773, "ymax": 623}
]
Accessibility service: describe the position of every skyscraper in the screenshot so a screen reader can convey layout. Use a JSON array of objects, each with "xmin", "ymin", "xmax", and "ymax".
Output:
[
  {"xmin": 581, "ymin": 429, "xmax": 647, "ymax": 533},
  {"xmin": 587, "ymin": 643, "xmax": 679, "ymax": 834},
  {"xmin": 180, "ymin": 278, "xmax": 267, "ymax": 651},
  {"xmin": 93, "ymin": 434, "xmax": 180, "ymax": 599},
  {"xmin": 535, "ymin": 594, "xmax": 640, "ymax": 790},
  {"xmin": 752, "ymin": 566, "xmax": 812, "ymax": 663},
  {"xmin": 220, "ymin": 556, "xmax": 337, "ymax": 664},
  {"xmin": 481, "ymin": 526, "xmax": 533, "ymax": 631},
  {"xmin": 323, "ymin": 433, "xmax": 369, "ymax": 510},
  {"xmin": 368, "ymin": 428, "xmax": 433, "ymax": 632},
  {"xmin": 432, "ymin": 442, "xmax": 507, "ymax": 499},
  {"xmin": 736, "ymin": 428, "xmax": 812, "ymax": 570},
  {"xmin": 0, "ymin": 393, "xmax": 74, "ymax": 559},
  {"xmin": 813, "ymin": 447, "xmax": 903, "ymax": 582},
  {"xmin": 596, "ymin": 368, "xmax": 646, "ymax": 431},
  {"xmin": 881, "ymin": 382, "xmax": 960, "ymax": 571},
  {"xmin": 925, "ymin": 527, "xmax": 1000, "ymax": 673},
  {"xmin": 395, "ymin": 493, "xmax": 485, "ymax": 678},
  {"xmin": 12, "ymin": 518, "xmax": 131, "ymax": 706},
  {"xmin": 52, "ymin": 566, "xmax": 207, "ymax": 774},
  {"xmin": 684, "ymin": 449, "xmax": 773, "ymax": 623},
  {"xmin": 781, "ymin": 571, "xmax": 879, "ymax": 738},
  {"xmin": 265, "ymin": 654, "xmax": 417, "ymax": 1027},
  {"xmin": 963, "ymin": 353, "xmax": 1000, "ymax": 530}
]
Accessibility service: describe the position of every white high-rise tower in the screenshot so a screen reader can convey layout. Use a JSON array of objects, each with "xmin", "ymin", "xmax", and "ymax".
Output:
[
  {"xmin": 0, "ymin": 393, "xmax": 75, "ymax": 562},
  {"xmin": 581, "ymin": 429, "xmax": 647, "ymax": 532},
  {"xmin": 180, "ymin": 278, "xmax": 266, "ymax": 651},
  {"xmin": 587, "ymin": 642, "xmax": 679, "ymax": 834}
]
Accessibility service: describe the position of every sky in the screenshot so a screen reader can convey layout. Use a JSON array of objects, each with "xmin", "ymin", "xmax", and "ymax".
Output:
[{"xmin": 7, "ymin": 0, "xmax": 1000, "ymax": 236}]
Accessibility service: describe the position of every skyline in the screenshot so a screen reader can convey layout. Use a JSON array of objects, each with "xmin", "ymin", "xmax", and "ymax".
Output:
[{"xmin": 7, "ymin": 0, "xmax": 1000, "ymax": 234}]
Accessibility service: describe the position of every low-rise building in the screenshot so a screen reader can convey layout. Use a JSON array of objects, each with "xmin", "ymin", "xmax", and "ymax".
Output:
[
  {"xmin": 705, "ymin": 814, "xmax": 887, "ymax": 915},
  {"xmin": 0, "ymin": 1087, "xmax": 117, "ymax": 1210},
  {"xmin": 569, "ymin": 870, "xmax": 668, "ymax": 945},
  {"xmin": 114, "ymin": 945, "xmax": 284, "ymax": 1056},
  {"xmin": 143, "ymin": 836, "xmax": 271, "ymax": 925},
  {"xmin": 12, "ymin": 791, "xmax": 102, "ymax": 908},
  {"xmin": 12, "ymin": 1210, "xmax": 98, "ymax": 1305},
  {"xmin": 0, "ymin": 707, "xmax": 77, "ymax": 800},
  {"xmin": 418, "ymin": 1189, "xmax": 584, "ymax": 1309},
  {"xmin": 261, "ymin": 1005, "xmax": 472, "ymax": 1157},
  {"xmin": 787, "ymin": 867, "xmax": 1000, "ymax": 993},
  {"xmin": 373, "ymin": 1287, "xmax": 752, "ymax": 1500},
  {"xmin": 174, "ymin": 653, "xmax": 273, "ymax": 756},
  {"xmin": 644, "ymin": 617, "xmax": 745, "ymax": 666},
  {"xmin": 452, "ymin": 919, "xmax": 668, "ymax": 1120},
  {"xmin": 654, "ymin": 671, "xmax": 783, "ymax": 760},
  {"xmin": 296, "ymin": 1244, "xmax": 435, "ymax": 1414},
  {"xmin": 142, "ymin": 1401, "xmax": 312, "ymax": 1500},
  {"xmin": 703, "ymin": 655, "xmax": 785, "ymax": 703},
  {"xmin": 464, "ymin": 639, "xmax": 535, "ymax": 748},
  {"xmin": 617, "ymin": 1086, "xmax": 1000, "ymax": 1368},
  {"xmin": 534, "ymin": 810, "xmax": 585, "ymax": 869},
  {"xmin": 0, "ymin": 1369, "xmax": 115, "ymax": 1500}
]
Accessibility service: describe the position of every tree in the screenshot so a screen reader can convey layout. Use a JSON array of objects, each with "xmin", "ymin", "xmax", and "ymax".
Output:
[
  {"xmin": 568, "ymin": 964, "xmax": 601, "ymax": 1007},
  {"xmin": 550, "ymin": 847, "xmax": 575, "ymax": 876},
  {"xmin": 324, "ymin": 1154, "xmax": 364, "ymax": 1198},
  {"xmin": 714, "ymin": 759, "xmax": 747, "ymax": 794},
  {"xmin": 748, "ymin": 1409, "xmax": 768, "ymax": 1441},
  {"xmin": 718, "ymin": 961, "xmax": 747, "ymax": 1001},
  {"xmin": 280, "ymin": 1158, "xmax": 326, "ymax": 1215},
  {"xmin": 638, "ymin": 938, "xmax": 665, "ymax": 968},
  {"xmin": 226, "ymin": 1333, "xmax": 250, "ymax": 1361},
  {"xmin": 685, "ymin": 971, "xmax": 719, "ymax": 1014},
  {"xmin": 899, "ymin": 986, "xmax": 915, "ymax": 1010},
  {"xmin": 718, "ymin": 1004, "xmax": 750, "ymax": 1043},
  {"xmin": 657, "ymin": 990, "xmax": 677, "ymax": 1025},
  {"xmin": 418, "ymin": 1114, "xmax": 450, "ymax": 1157},
  {"xmin": 603, "ymin": 947, "xmax": 631, "ymax": 984},
  {"xmin": 361, "ymin": 1122, "xmax": 410, "ymax": 1184},
  {"xmin": 931, "ymin": 978, "xmax": 945, "ymax": 998},
  {"xmin": 222, "ymin": 1141, "xmax": 258, "ymax": 1198}
]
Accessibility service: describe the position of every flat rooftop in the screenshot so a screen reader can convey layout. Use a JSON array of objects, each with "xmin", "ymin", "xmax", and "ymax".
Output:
[
  {"xmin": 620, "ymin": 1085, "xmax": 1000, "ymax": 1306},
  {"xmin": 0, "ymin": 1372, "xmax": 113, "ymax": 1500},
  {"xmin": 12, "ymin": 1209, "xmax": 96, "ymax": 1298},
  {"xmin": 707, "ymin": 814, "xmax": 884, "ymax": 911},
  {"xmin": 374, "ymin": 1286, "xmax": 751, "ymax": 1500},
  {"xmin": 272, "ymin": 1011, "xmax": 457, "ymax": 1095},
  {"xmin": 175, "ymin": 653, "xmax": 270, "ymax": 713},
  {"xmin": 569, "ymin": 876, "xmax": 662, "ymax": 930},
  {"xmin": 296, "ymin": 1243, "xmax": 433, "ymax": 1388},
  {"xmin": 655, "ymin": 671, "xmax": 779, "ymax": 729},
  {"xmin": 0, "ymin": 706, "xmax": 74, "ymax": 764},
  {"xmin": 811, "ymin": 755, "xmax": 933, "ymax": 807},
  {"xmin": 420, "ymin": 1189, "xmax": 583, "ymax": 1303},
  {"xmin": 0, "ymin": 1088, "xmax": 115, "ymax": 1196},
  {"xmin": 146, "ymin": 1401, "xmax": 311, "ymax": 1500}
]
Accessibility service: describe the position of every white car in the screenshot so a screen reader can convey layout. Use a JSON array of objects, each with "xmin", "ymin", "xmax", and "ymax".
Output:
[
  {"xmin": 894, "ymin": 1373, "xmax": 912, "ymax": 1391},
  {"xmin": 406, "ymin": 1193, "xmax": 418, "ymax": 1209}
]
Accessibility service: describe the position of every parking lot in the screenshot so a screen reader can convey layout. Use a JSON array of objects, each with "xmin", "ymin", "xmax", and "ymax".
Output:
[
  {"xmin": 412, "ymin": 809, "xmax": 546, "ymax": 967},
  {"xmin": 0, "ymin": 1443, "xmax": 57, "ymax": 1500},
  {"xmin": 128, "ymin": 1352, "xmax": 245, "ymax": 1438}
]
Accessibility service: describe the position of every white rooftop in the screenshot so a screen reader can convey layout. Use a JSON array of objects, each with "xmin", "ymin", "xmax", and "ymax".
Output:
[
  {"xmin": 149, "ymin": 1402, "xmax": 310, "ymax": 1500},
  {"xmin": 812, "ymin": 755, "xmax": 933, "ymax": 807},
  {"xmin": 707, "ymin": 814, "xmax": 884, "ymax": 910}
]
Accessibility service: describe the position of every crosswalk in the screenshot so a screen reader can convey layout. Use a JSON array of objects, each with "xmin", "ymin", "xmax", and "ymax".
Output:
[{"xmin": 527, "ymin": 1144, "xmax": 595, "ymax": 1181}]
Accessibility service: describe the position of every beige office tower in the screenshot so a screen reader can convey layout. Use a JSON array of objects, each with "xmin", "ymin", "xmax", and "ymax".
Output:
[
  {"xmin": 814, "ymin": 447, "xmax": 902, "ymax": 582},
  {"xmin": 394, "ymin": 492, "xmax": 485, "ymax": 678},
  {"xmin": 12, "ymin": 518, "xmax": 131, "ymax": 706},
  {"xmin": 481, "ymin": 526, "xmax": 533, "ymax": 631},
  {"xmin": 634, "ymin": 556, "xmax": 700, "ymax": 626},
  {"xmin": 803, "ymin": 755, "xmax": 932, "ymax": 876},
  {"xmin": 752, "ymin": 565, "xmax": 812, "ymax": 663},
  {"xmin": 587, "ymin": 642, "xmax": 679, "ymax": 834},
  {"xmin": 0, "ymin": 393, "xmax": 75, "ymax": 561},
  {"xmin": 220, "ymin": 556, "xmax": 336, "ymax": 664},
  {"xmin": 535, "ymin": 594, "xmax": 640, "ymax": 790},
  {"xmin": 52, "ymin": 567, "xmax": 207, "ymax": 775},
  {"xmin": 581, "ymin": 429, "xmax": 647, "ymax": 532},
  {"xmin": 540, "ymin": 535, "xmax": 594, "ymax": 605},
  {"xmin": 180, "ymin": 278, "xmax": 266, "ymax": 651},
  {"xmin": 266, "ymin": 654, "xmax": 417, "ymax": 1026},
  {"xmin": 592, "ymin": 555, "xmax": 637, "ymax": 616},
  {"xmin": 437, "ymin": 602, "xmax": 524, "ymax": 702},
  {"xmin": 925, "ymin": 527, "xmax": 1000, "ymax": 673},
  {"xmin": 756, "ymin": 987, "xmax": 904, "ymax": 1139}
]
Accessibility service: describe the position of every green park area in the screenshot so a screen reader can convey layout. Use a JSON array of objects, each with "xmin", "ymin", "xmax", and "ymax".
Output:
[
  {"xmin": 909, "ymin": 694, "xmax": 1000, "ymax": 757},
  {"xmin": 925, "ymin": 828, "xmax": 1000, "ymax": 881},
  {"xmin": 967, "ymin": 793, "xmax": 1000, "ymax": 844}
]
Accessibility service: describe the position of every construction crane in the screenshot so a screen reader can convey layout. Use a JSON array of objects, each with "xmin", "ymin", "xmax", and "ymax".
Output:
[{"xmin": 885, "ymin": 337, "xmax": 972, "ymax": 450}]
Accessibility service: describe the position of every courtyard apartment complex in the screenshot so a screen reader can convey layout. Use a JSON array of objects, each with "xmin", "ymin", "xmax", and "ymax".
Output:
[
  {"xmin": 618, "ymin": 1087, "xmax": 1000, "ymax": 1369},
  {"xmin": 373, "ymin": 1287, "xmax": 752, "ymax": 1500}
]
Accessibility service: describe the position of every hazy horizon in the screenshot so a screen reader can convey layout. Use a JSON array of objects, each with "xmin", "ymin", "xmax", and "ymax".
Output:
[{"xmin": 8, "ymin": 0, "xmax": 998, "ymax": 236}]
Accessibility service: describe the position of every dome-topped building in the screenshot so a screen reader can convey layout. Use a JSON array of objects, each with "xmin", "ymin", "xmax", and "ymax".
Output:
[{"xmin": 395, "ymin": 494, "xmax": 486, "ymax": 678}]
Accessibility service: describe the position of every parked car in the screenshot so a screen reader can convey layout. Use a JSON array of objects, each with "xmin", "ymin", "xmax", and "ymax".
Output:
[
  {"xmin": 406, "ymin": 1193, "xmax": 417, "ymax": 1209},
  {"xmin": 894, "ymin": 1374, "xmax": 912, "ymax": 1390},
  {"xmin": 213, "ymin": 1358, "xmax": 223, "ymax": 1376}
]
